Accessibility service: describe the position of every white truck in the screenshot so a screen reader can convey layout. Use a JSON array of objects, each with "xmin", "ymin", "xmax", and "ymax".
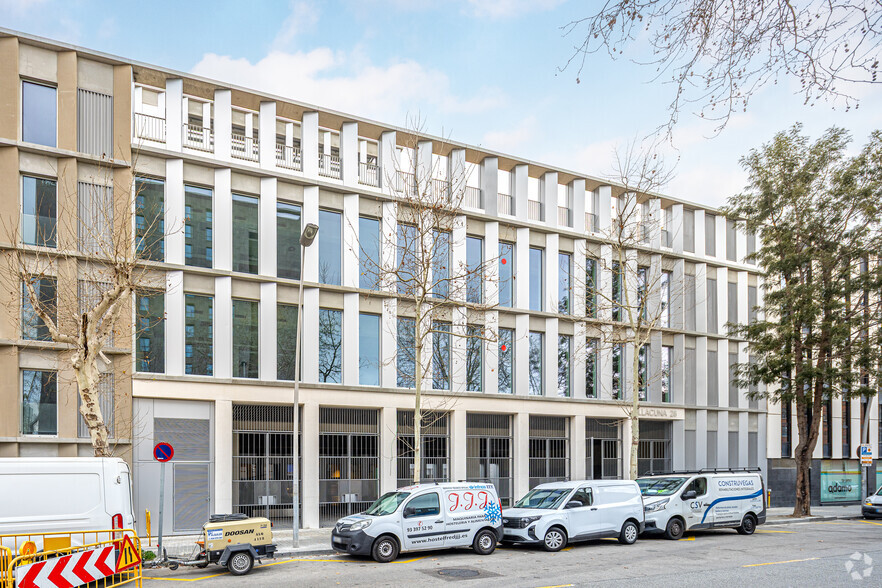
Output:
[
  {"xmin": 637, "ymin": 470, "xmax": 766, "ymax": 539},
  {"xmin": 0, "ymin": 457, "xmax": 136, "ymax": 548}
]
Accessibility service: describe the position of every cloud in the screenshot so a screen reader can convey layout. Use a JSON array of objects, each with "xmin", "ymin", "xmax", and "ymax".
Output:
[
  {"xmin": 274, "ymin": 1, "xmax": 320, "ymax": 48},
  {"xmin": 482, "ymin": 116, "xmax": 537, "ymax": 152},
  {"xmin": 465, "ymin": 0, "xmax": 566, "ymax": 19},
  {"xmin": 191, "ymin": 49, "xmax": 502, "ymax": 125},
  {"xmin": 0, "ymin": 0, "xmax": 46, "ymax": 15}
]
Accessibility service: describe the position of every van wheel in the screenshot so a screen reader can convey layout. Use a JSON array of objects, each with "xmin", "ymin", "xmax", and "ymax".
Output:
[
  {"xmin": 227, "ymin": 552, "xmax": 253, "ymax": 576},
  {"xmin": 371, "ymin": 535, "xmax": 400, "ymax": 563},
  {"xmin": 472, "ymin": 529, "xmax": 497, "ymax": 555},
  {"xmin": 618, "ymin": 521, "xmax": 639, "ymax": 545},
  {"xmin": 664, "ymin": 518, "xmax": 685, "ymax": 540},
  {"xmin": 543, "ymin": 526, "xmax": 567, "ymax": 552},
  {"xmin": 736, "ymin": 514, "xmax": 757, "ymax": 535}
]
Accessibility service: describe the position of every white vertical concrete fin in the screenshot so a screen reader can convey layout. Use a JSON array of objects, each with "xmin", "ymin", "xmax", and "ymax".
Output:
[
  {"xmin": 165, "ymin": 159, "xmax": 185, "ymax": 266},
  {"xmin": 215, "ymin": 276, "xmax": 232, "ymax": 379},
  {"xmin": 571, "ymin": 178, "xmax": 586, "ymax": 233},
  {"xmin": 259, "ymin": 100, "xmax": 276, "ymax": 169},
  {"xmin": 259, "ymin": 178, "xmax": 277, "ymax": 277},
  {"xmin": 481, "ymin": 156, "xmax": 499, "ymax": 216},
  {"xmin": 341, "ymin": 121, "xmax": 358, "ymax": 186},
  {"xmin": 342, "ymin": 292, "xmax": 359, "ymax": 385},
  {"xmin": 342, "ymin": 194, "xmax": 360, "ymax": 289},
  {"xmin": 379, "ymin": 131, "xmax": 397, "ymax": 194},
  {"xmin": 214, "ymin": 89, "xmax": 231, "ymax": 161},
  {"xmin": 214, "ymin": 168, "xmax": 232, "ymax": 272},
  {"xmin": 303, "ymin": 186, "xmax": 320, "ymax": 283},
  {"xmin": 259, "ymin": 282, "xmax": 277, "ymax": 381},
  {"xmin": 301, "ymin": 111, "xmax": 319, "ymax": 177},
  {"xmin": 165, "ymin": 79, "xmax": 183, "ymax": 152},
  {"xmin": 165, "ymin": 270, "xmax": 185, "ymax": 376},
  {"xmin": 513, "ymin": 165, "xmax": 528, "ymax": 219}
]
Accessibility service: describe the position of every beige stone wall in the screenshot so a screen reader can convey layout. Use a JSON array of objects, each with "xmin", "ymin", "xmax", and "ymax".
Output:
[{"xmin": 0, "ymin": 37, "xmax": 19, "ymax": 140}]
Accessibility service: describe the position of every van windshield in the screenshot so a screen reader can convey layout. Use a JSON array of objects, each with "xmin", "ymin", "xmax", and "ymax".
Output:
[
  {"xmin": 514, "ymin": 488, "xmax": 571, "ymax": 510},
  {"xmin": 364, "ymin": 492, "xmax": 411, "ymax": 516},
  {"xmin": 637, "ymin": 477, "xmax": 688, "ymax": 497}
]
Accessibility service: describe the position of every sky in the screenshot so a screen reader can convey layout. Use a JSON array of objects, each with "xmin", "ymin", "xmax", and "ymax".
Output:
[{"xmin": 4, "ymin": 0, "xmax": 882, "ymax": 208}]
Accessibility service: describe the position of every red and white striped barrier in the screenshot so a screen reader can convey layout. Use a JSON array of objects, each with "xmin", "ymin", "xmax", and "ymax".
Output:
[{"xmin": 14, "ymin": 545, "xmax": 115, "ymax": 588}]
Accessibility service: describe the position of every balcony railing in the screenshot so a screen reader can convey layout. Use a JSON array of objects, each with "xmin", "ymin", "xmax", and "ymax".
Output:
[
  {"xmin": 398, "ymin": 172, "xmax": 417, "ymax": 196},
  {"xmin": 498, "ymin": 193, "xmax": 513, "ymax": 215},
  {"xmin": 359, "ymin": 161, "xmax": 380, "ymax": 187},
  {"xmin": 528, "ymin": 200, "xmax": 543, "ymax": 222},
  {"xmin": 133, "ymin": 112, "xmax": 165, "ymax": 143},
  {"xmin": 558, "ymin": 206, "xmax": 572, "ymax": 227},
  {"xmin": 586, "ymin": 212, "xmax": 599, "ymax": 233},
  {"xmin": 276, "ymin": 143, "xmax": 302, "ymax": 171},
  {"xmin": 464, "ymin": 186, "xmax": 483, "ymax": 209},
  {"xmin": 318, "ymin": 153, "xmax": 342, "ymax": 179},
  {"xmin": 231, "ymin": 133, "xmax": 259, "ymax": 162},
  {"xmin": 432, "ymin": 178, "xmax": 450, "ymax": 199},
  {"xmin": 183, "ymin": 123, "xmax": 214, "ymax": 152}
]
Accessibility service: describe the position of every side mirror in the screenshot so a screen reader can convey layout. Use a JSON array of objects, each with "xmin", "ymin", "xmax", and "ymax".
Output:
[
  {"xmin": 403, "ymin": 507, "xmax": 416, "ymax": 518},
  {"xmin": 682, "ymin": 490, "xmax": 697, "ymax": 500},
  {"xmin": 565, "ymin": 501, "xmax": 584, "ymax": 510}
]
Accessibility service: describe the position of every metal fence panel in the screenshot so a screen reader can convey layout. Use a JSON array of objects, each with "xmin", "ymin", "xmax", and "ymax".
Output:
[{"xmin": 77, "ymin": 88, "xmax": 113, "ymax": 157}]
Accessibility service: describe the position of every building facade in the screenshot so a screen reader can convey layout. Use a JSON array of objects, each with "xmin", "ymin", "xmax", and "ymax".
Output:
[{"xmin": 7, "ymin": 30, "xmax": 861, "ymax": 532}]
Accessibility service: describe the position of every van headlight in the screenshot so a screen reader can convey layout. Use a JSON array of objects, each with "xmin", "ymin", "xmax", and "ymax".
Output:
[
  {"xmin": 349, "ymin": 519, "xmax": 372, "ymax": 531},
  {"xmin": 865, "ymin": 500, "xmax": 874, "ymax": 506},
  {"xmin": 644, "ymin": 499, "xmax": 669, "ymax": 513}
]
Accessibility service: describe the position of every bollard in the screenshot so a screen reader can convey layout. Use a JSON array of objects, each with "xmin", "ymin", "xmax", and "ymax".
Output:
[
  {"xmin": 767, "ymin": 489, "xmax": 772, "ymax": 508},
  {"xmin": 146, "ymin": 509, "xmax": 152, "ymax": 546}
]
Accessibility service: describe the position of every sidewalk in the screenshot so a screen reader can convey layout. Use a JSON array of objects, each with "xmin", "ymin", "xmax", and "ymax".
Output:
[
  {"xmin": 765, "ymin": 505, "xmax": 861, "ymax": 525},
  {"xmin": 144, "ymin": 527, "xmax": 335, "ymax": 558}
]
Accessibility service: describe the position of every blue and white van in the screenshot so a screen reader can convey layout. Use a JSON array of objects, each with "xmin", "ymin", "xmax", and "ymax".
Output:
[{"xmin": 637, "ymin": 470, "xmax": 766, "ymax": 539}]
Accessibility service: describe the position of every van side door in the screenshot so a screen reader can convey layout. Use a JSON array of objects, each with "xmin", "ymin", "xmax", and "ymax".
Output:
[
  {"xmin": 563, "ymin": 487, "xmax": 603, "ymax": 538},
  {"xmin": 402, "ymin": 492, "xmax": 445, "ymax": 551},
  {"xmin": 682, "ymin": 477, "xmax": 710, "ymax": 528}
]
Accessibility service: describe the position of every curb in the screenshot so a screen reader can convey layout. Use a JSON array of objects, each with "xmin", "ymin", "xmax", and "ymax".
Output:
[
  {"xmin": 764, "ymin": 514, "xmax": 860, "ymax": 526},
  {"xmin": 274, "ymin": 547, "xmax": 337, "ymax": 557}
]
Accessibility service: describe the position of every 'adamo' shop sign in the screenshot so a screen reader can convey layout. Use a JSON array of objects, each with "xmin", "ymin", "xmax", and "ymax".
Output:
[{"xmin": 820, "ymin": 460, "xmax": 861, "ymax": 503}]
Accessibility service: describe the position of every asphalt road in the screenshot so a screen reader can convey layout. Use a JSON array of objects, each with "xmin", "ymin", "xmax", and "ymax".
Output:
[{"xmin": 142, "ymin": 518, "xmax": 882, "ymax": 587}]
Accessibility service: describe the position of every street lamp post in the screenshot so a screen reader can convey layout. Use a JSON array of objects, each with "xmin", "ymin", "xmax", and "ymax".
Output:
[{"xmin": 292, "ymin": 222, "xmax": 318, "ymax": 547}]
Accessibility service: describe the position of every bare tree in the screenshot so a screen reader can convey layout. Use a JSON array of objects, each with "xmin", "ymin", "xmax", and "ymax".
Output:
[
  {"xmin": 562, "ymin": 1, "xmax": 882, "ymax": 134},
  {"xmin": 584, "ymin": 140, "xmax": 676, "ymax": 479},
  {"xmin": 354, "ymin": 120, "xmax": 497, "ymax": 485},
  {"xmin": 4, "ymin": 158, "xmax": 167, "ymax": 457}
]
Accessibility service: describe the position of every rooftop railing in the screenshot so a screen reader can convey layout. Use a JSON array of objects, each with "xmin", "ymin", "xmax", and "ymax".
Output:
[
  {"xmin": 133, "ymin": 112, "xmax": 166, "ymax": 143},
  {"xmin": 528, "ymin": 200, "xmax": 543, "ymax": 222},
  {"xmin": 276, "ymin": 143, "xmax": 303, "ymax": 171},
  {"xmin": 558, "ymin": 206, "xmax": 572, "ymax": 227},
  {"xmin": 231, "ymin": 133, "xmax": 259, "ymax": 162},
  {"xmin": 318, "ymin": 153, "xmax": 342, "ymax": 179},
  {"xmin": 183, "ymin": 123, "xmax": 214, "ymax": 152},
  {"xmin": 498, "ymin": 193, "xmax": 513, "ymax": 215},
  {"xmin": 359, "ymin": 161, "xmax": 380, "ymax": 187}
]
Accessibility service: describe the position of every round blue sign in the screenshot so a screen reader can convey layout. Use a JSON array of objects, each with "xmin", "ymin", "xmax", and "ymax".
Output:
[{"xmin": 153, "ymin": 442, "xmax": 174, "ymax": 462}]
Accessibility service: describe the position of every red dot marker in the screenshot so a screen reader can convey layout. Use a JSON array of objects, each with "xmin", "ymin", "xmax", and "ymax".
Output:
[
  {"xmin": 501, "ymin": 258, "xmax": 507, "ymax": 264},
  {"xmin": 500, "ymin": 344, "xmax": 507, "ymax": 352}
]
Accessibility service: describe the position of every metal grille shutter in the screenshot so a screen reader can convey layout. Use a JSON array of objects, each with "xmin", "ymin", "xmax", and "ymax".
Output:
[
  {"xmin": 154, "ymin": 418, "xmax": 210, "ymax": 461},
  {"xmin": 174, "ymin": 463, "xmax": 209, "ymax": 532},
  {"xmin": 77, "ymin": 182, "xmax": 113, "ymax": 255},
  {"xmin": 77, "ymin": 89, "xmax": 113, "ymax": 157}
]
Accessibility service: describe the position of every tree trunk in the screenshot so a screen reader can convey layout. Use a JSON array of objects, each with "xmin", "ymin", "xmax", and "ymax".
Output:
[
  {"xmin": 793, "ymin": 445, "xmax": 812, "ymax": 516},
  {"xmin": 629, "ymin": 345, "xmax": 640, "ymax": 480},
  {"xmin": 74, "ymin": 353, "xmax": 111, "ymax": 457},
  {"xmin": 413, "ymin": 321, "xmax": 423, "ymax": 485}
]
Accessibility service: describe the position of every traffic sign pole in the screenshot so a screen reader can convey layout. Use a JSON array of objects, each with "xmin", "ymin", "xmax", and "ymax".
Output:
[{"xmin": 153, "ymin": 442, "xmax": 174, "ymax": 561}]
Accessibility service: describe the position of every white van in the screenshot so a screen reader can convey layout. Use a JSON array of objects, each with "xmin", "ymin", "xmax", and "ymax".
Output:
[
  {"xmin": 637, "ymin": 470, "xmax": 766, "ymax": 539},
  {"xmin": 331, "ymin": 482, "xmax": 504, "ymax": 562},
  {"xmin": 0, "ymin": 457, "xmax": 135, "ymax": 548},
  {"xmin": 501, "ymin": 480, "xmax": 644, "ymax": 551}
]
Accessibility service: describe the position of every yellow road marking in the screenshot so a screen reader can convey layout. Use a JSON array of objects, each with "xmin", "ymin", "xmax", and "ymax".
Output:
[
  {"xmin": 144, "ymin": 572, "xmax": 230, "ymax": 582},
  {"xmin": 677, "ymin": 536, "xmax": 696, "ymax": 541},
  {"xmin": 857, "ymin": 519, "xmax": 882, "ymax": 527},
  {"xmin": 743, "ymin": 557, "xmax": 819, "ymax": 568},
  {"xmin": 394, "ymin": 555, "xmax": 430, "ymax": 563}
]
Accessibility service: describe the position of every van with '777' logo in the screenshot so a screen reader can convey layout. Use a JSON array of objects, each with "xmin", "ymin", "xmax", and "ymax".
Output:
[{"xmin": 331, "ymin": 482, "xmax": 504, "ymax": 562}]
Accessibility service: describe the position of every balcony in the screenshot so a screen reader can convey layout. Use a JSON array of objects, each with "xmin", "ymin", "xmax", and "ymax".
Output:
[
  {"xmin": 276, "ymin": 143, "xmax": 302, "ymax": 171},
  {"xmin": 398, "ymin": 172, "xmax": 417, "ymax": 196},
  {"xmin": 133, "ymin": 113, "xmax": 165, "ymax": 143},
  {"xmin": 318, "ymin": 153, "xmax": 342, "ymax": 179},
  {"xmin": 432, "ymin": 178, "xmax": 450, "ymax": 199},
  {"xmin": 558, "ymin": 206, "xmax": 572, "ymax": 227},
  {"xmin": 183, "ymin": 123, "xmax": 214, "ymax": 152},
  {"xmin": 498, "ymin": 193, "xmax": 513, "ymax": 215},
  {"xmin": 528, "ymin": 200, "xmax": 543, "ymax": 222},
  {"xmin": 586, "ymin": 212, "xmax": 599, "ymax": 233},
  {"xmin": 231, "ymin": 133, "xmax": 259, "ymax": 162},
  {"xmin": 464, "ymin": 186, "xmax": 483, "ymax": 209},
  {"xmin": 359, "ymin": 161, "xmax": 380, "ymax": 187}
]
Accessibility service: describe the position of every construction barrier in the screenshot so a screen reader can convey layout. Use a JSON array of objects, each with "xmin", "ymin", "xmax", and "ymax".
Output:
[{"xmin": 0, "ymin": 529, "xmax": 142, "ymax": 588}]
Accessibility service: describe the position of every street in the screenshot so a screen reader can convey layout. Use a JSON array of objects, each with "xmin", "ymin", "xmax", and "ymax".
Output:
[{"xmin": 142, "ymin": 518, "xmax": 882, "ymax": 587}]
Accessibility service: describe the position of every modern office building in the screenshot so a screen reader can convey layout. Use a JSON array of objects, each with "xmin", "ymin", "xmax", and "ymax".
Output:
[{"xmin": 2, "ymin": 29, "xmax": 864, "ymax": 531}]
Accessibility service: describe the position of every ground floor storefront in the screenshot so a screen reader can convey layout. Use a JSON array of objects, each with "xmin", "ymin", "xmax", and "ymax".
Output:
[{"xmin": 768, "ymin": 458, "xmax": 880, "ymax": 507}]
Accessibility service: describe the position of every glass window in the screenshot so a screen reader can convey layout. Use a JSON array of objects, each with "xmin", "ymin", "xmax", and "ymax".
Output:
[
  {"xmin": 398, "ymin": 224, "xmax": 418, "ymax": 295},
  {"xmin": 570, "ymin": 487, "xmax": 593, "ymax": 507},
  {"xmin": 499, "ymin": 241, "xmax": 514, "ymax": 308},
  {"xmin": 397, "ymin": 317, "xmax": 415, "ymax": 388},
  {"xmin": 586, "ymin": 257, "xmax": 597, "ymax": 318},
  {"xmin": 22, "ymin": 176, "xmax": 56, "ymax": 248},
  {"xmin": 465, "ymin": 236, "xmax": 483, "ymax": 303},
  {"xmin": 405, "ymin": 492, "xmax": 440, "ymax": 518},
  {"xmin": 558, "ymin": 334, "xmax": 572, "ymax": 397},
  {"xmin": 359, "ymin": 216, "xmax": 381, "ymax": 290},
  {"xmin": 498, "ymin": 328, "xmax": 514, "ymax": 394},
  {"xmin": 433, "ymin": 321, "xmax": 451, "ymax": 390},
  {"xmin": 277, "ymin": 202, "xmax": 302, "ymax": 280},
  {"xmin": 661, "ymin": 271, "xmax": 671, "ymax": 327},
  {"xmin": 185, "ymin": 185, "xmax": 213, "ymax": 268},
  {"xmin": 318, "ymin": 308, "xmax": 343, "ymax": 383},
  {"xmin": 586, "ymin": 338, "xmax": 598, "ymax": 398},
  {"xmin": 185, "ymin": 294, "xmax": 213, "ymax": 376},
  {"xmin": 726, "ymin": 218, "xmax": 737, "ymax": 261},
  {"xmin": 612, "ymin": 344, "xmax": 623, "ymax": 399},
  {"xmin": 21, "ymin": 277, "xmax": 56, "ymax": 341},
  {"xmin": 612, "ymin": 261, "xmax": 622, "ymax": 321},
  {"xmin": 529, "ymin": 247, "xmax": 544, "ymax": 311},
  {"xmin": 21, "ymin": 370, "xmax": 57, "ymax": 435},
  {"xmin": 637, "ymin": 266, "xmax": 648, "ymax": 320},
  {"xmin": 359, "ymin": 313, "xmax": 381, "ymax": 386},
  {"xmin": 707, "ymin": 278, "xmax": 718, "ymax": 334},
  {"xmin": 529, "ymin": 331, "xmax": 543, "ymax": 395},
  {"xmin": 22, "ymin": 81, "xmax": 56, "ymax": 147},
  {"xmin": 705, "ymin": 214, "xmax": 716, "ymax": 257},
  {"xmin": 135, "ymin": 177, "xmax": 164, "ymax": 261},
  {"xmin": 232, "ymin": 194, "xmax": 259, "ymax": 274},
  {"xmin": 319, "ymin": 210, "xmax": 342, "ymax": 285},
  {"xmin": 232, "ymin": 299, "xmax": 258, "ymax": 378},
  {"xmin": 558, "ymin": 253, "xmax": 572, "ymax": 314},
  {"xmin": 277, "ymin": 303, "xmax": 298, "ymax": 381},
  {"xmin": 136, "ymin": 289, "xmax": 165, "ymax": 373},
  {"xmin": 432, "ymin": 230, "xmax": 450, "ymax": 299},
  {"xmin": 466, "ymin": 325, "xmax": 482, "ymax": 392},
  {"xmin": 638, "ymin": 344, "xmax": 648, "ymax": 400},
  {"xmin": 662, "ymin": 345, "xmax": 673, "ymax": 403}
]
